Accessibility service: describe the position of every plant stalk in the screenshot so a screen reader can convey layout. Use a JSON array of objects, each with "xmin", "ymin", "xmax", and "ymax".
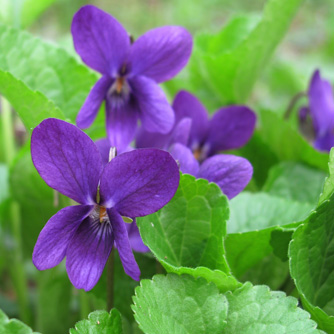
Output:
[{"xmin": 1, "ymin": 96, "xmax": 31, "ymax": 324}]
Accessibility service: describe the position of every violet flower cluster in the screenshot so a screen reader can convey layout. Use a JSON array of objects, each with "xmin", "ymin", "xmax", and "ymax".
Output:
[
  {"xmin": 137, "ymin": 91, "xmax": 256, "ymax": 199},
  {"xmin": 299, "ymin": 70, "xmax": 334, "ymax": 152},
  {"xmin": 31, "ymin": 5, "xmax": 257, "ymax": 290}
]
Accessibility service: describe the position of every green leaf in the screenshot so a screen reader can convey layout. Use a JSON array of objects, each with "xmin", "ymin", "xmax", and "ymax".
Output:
[
  {"xmin": 138, "ymin": 174, "xmax": 229, "ymax": 271},
  {"xmin": 228, "ymin": 192, "xmax": 312, "ymax": 233},
  {"xmin": 223, "ymin": 283, "xmax": 324, "ymax": 333},
  {"xmin": 233, "ymin": 133, "xmax": 279, "ymax": 188},
  {"xmin": 137, "ymin": 174, "xmax": 239, "ymax": 291},
  {"xmin": 258, "ymin": 110, "xmax": 328, "ymax": 170},
  {"xmin": 319, "ymin": 148, "xmax": 334, "ymax": 205},
  {"xmin": 182, "ymin": 0, "xmax": 304, "ymax": 106},
  {"xmin": 263, "ymin": 162, "xmax": 326, "ymax": 205},
  {"xmin": 0, "ymin": 309, "xmax": 39, "ymax": 333},
  {"xmin": 289, "ymin": 191, "xmax": 334, "ymax": 333},
  {"xmin": 226, "ymin": 192, "xmax": 307, "ymax": 280},
  {"xmin": 70, "ymin": 309, "xmax": 123, "ymax": 334},
  {"xmin": 132, "ymin": 274, "xmax": 228, "ymax": 334},
  {"xmin": 0, "ymin": 70, "xmax": 64, "ymax": 131},
  {"xmin": 0, "ymin": 23, "xmax": 98, "ymax": 123}
]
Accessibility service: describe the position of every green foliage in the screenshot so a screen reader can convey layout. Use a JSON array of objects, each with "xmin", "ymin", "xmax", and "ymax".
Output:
[
  {"xmin": 70, "ymin": 309, "xmax": 123, "ymax": 334},
  {"xmin": 138, "ymin": 174, "xmax": 229, "ymax": 271},
  {"xmin": 224, "ymin": 283, "xmax": 324, "ymax": 333},
  {"xmin": 263, "ymin": 162, "xmax": 326, "ymax": 205},
  {"xmin": 132, "ymin": 274, "xmax": 228, "ymax": 334},
  {"xmin": 289, "ymin": 191, "xmax": 334, "ymax": 333},
  {"xmin": 228, "ymin": 192, "xmax": 312, "ymax": 233},
  {"xmin": 0, "ymin": 0, "xmax": 57, "ymax": 28},
  {"xmin": 9, "ymin": 144, "xmax": 67, "ymax": 256},
  {"xmin": 258, "ymin": 110, "xmax": 328, "ymax": 170},
  {"xmin": 36, "ymin": 267, "xmax": 73, "ymax": 334},
  {"xmin": 0, "ymin": 23, "xmax": 98, "ymax": 123},
  {"xmin": 0, "ymin": 71, "xmax": 64, "ymax": 131},
  {"xmin": 137, "ymin": 174, "xmax": 241, "ymax": 291},
  {"xmin": 132, "ymin": 275, "xmax": 323, "ymax": 334},
  {"xmin": 319, "ymin": 148, "xmax": 334, "ymax": 205},
  {"xmin": 0, "ymin": 309, "xmax": 39, "ymax": 333},
  {"xmin": 167, "ymin": 0, "xmax": 304, "ymax": 107}
]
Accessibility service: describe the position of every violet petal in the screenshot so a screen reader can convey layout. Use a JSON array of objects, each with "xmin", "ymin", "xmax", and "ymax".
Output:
[
  {"xmin": 99, "ymin": 148, "xmax": 179, "ymax": 217},
  {"xmin": 33, "ymin": 205, "xmax": 93, "ymax": 270},
  {"xmin": 172, "ymin": 91, "xmax": 209, "ymax": 147},
  {"xmin": 131, "ymin": 76, "xmax": 174, "ymax": 134},
  {"xmin": 168, "ymin": 117, "xmax": 192, "ymax": 147},
  {"xmin": 129, "ymin": 26, "xmax": 192, "ymax": 83},
  {"xmin": 31, "ymin": 119, "xmax": 103, "ymax": 205},
  {"xmin": 72, "ymin": 5, "xmax": 130, "ymax": 75},
  {"xmin": 314, "ymin": 132, "xmax": 334, "ymax": 152},
  {"xmin": 76, "ymin": 76, "xmax": 112, "ymax": 129},
  {"xmin": 207, "ymin": 106, "xmax": 256, "ymax": 154},
  {"xmin": 108, "ymin": 208, "xmax": 140, "ymax": 280},
  {"xmin": 135, "ymin": 126, "xmax": 170, "ymax": 149},
  {"xmin": 169, "ymin": 143, "xmax": 199, "ymax": 175},
  {"xmin": 126, "ymin": 220, "xmax": 150, "ymax": 253},
  {"xmin": 308, "ymin": 69, "xmax": 334, "ymax": 135},
  {"xmin": 106, "ymin": 99, "xmax": 139, "ymax": 152},
  {"xmin": 198, "ymin": 154, "xmax": 253, "ymax": 199},
  {"xmin": 66, "ymin": 212, "xmax": 114, "ymax": 291}
]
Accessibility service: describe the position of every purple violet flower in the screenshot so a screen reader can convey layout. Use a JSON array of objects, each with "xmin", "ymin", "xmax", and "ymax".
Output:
[
  {"xmin": 299, "ymin": 70, "xmax": 334, "ymax": 152},
  {"xmin": 72, "ymin": 5, "xmax": 193, "ymax": 151},
  {"xmin": 31, "ymin": 118, "xmax": 179, "ymax": 291},
  {"xmin": 136, "ymin": 90, "xmax": 256, "ymax": 199}
]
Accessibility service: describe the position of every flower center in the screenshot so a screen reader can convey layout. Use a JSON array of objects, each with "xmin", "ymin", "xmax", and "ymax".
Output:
[
  {"xmin": 90, "ymin": 205, "xmax": 109, "ymax": 224},
  {"xmin": 107, "ymin": 76, "xmax": 131, "ymax": 109},
  {"xmin": 192, "ymin": 144, "xmax": 209, "ymax": 162}
]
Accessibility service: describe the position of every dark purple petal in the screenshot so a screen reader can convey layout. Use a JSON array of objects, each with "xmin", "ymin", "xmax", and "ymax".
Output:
[
  {"xmin": 31, "ymin": 119, "xmax": 103, "ymax": 205},
  {"xmin": 206, "ymin": 106, "xmax": 256, "ymax": 154},
  {"xmin": 76, "ymin": 76, "xmax": 112, "ymax": 129},
  {"xmin": 33, "ymin": 205, "xmax": 93, "ymax": 270},
  {"xmin": 135, "ymin": 126, "xmax": 170, "ymax": 149},
  {"xmin": 72, "ymin": 5, "xmax": 130, "ymax": 75},
  {"xmin": 126, "ymin": 220, "xmax": 150, "ymax": 253},
  {"xmin": 314, "ymin": 132, "xmax": 334, "ymax": 152},
  {"xmin": 169, "ymin": 143, "xmax": 199, "ymax": 175},
  {"xmin": 198, "ymin": 154, "xmax": 253, "ymax": 199},
  {"xmin": 106, "ymin": 100, "xmax": 139, "ymax": 152},
  {"xmin": 99, "ymin": 149, "xmax": 179, "ymax": 217},
  {"xmin": 66, "ymin": 212, "xmax": 114, "ymax": 291},
  {"xmin": 95, "ymin": 138, "xmax": 112, "ymax": 165},
  {"xmin": 128, "ymin": 26, "xmax": 192, "ymax": 83},
  {"xmin": 173, "ymin": 91, "xmax": 209, "ymax": 147},
  {"xmin": 308, "ymin": 70, "xmax": 334, "ymax": 135},
  {"xmin": 168, "ymin": 117, "xmax": 192, "ymax": 147},
  {"xmin": 108, "ymin": 208, "xmax": 140, "ymax": 280},
  {"xmin": 131, "ymin": 76, "xmax": 174, "ymax": 134}
]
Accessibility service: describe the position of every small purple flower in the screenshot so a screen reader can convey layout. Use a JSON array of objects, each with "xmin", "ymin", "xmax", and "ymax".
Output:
[
  {"xmin": 136, "ymin": 90, "xmax": 256, "ymax": 199},
  {"xmin": 299, "ymin": 70, "xmax": 334, "ymax": 152},
  {"xmin": 31, "ymin": 119, "xmax": 179, "ymax": 291},
  {"xmin": 72, "ymin": 5, "xmax": 193, "ymax": 151}
]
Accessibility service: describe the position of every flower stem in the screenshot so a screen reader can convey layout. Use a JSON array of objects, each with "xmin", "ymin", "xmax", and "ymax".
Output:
[
  {"xmin": 107, "ymin": 248, "xmax": 115, "ymax": 310},
  {"xmin": 284, "ymin": 91, "xmax": 306, "ymax": 120},
  {"xmin": 79, "ymin": 290, "xmax": 90, "ymax": 319},
  {"xmin": 1, "ymin": 96, "xmax": 31, "ymax": 324}
]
